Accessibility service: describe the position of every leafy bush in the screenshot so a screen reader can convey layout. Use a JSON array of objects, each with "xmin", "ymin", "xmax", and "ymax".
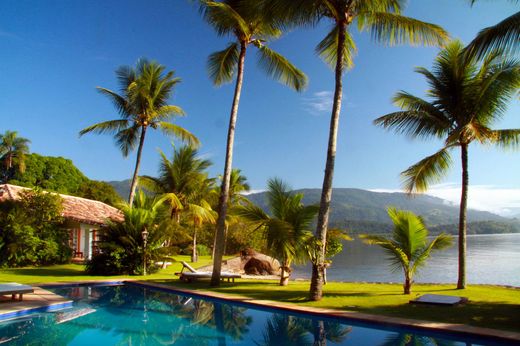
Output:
[{"xmin": 0, "ymin": 189, "xmax": 70, "ymax": 267}]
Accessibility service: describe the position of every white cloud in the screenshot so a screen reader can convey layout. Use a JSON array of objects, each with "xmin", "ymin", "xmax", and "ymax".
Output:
[
  {"xmin": 370, "ymin": 184, "xmax": 520, "ymax": 217},
  {"xmin": 302, "ymin": 91, "xmax": 333, "ymax": 115},
  {"xmin": 242, "ymin": 189, "xmax": 266, "ymax": 196}
]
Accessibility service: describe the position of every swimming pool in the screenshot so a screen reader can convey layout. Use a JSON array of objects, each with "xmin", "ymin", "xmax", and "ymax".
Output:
[{"xmin": 0, "ymin": 283, "xmax": 512, "ymax": 345}]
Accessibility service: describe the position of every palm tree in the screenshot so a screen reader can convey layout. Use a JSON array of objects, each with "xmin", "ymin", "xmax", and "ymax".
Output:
[
  {"xmin": 140, "ymin": 145, "xmax": 216, "ymax": 262},
  {"xmin": 361, "ymin": 208, "xmax": 453, "ymax": 294},
  {"xmin": 266, "ymin": 0, "xmax": 449, "ymax": 301},
  {"xmin": 234, "ymin": 178, "xmax": 318, "ymax": 286},
  {"xmin": 374, "ymin": 40, "xmax": 520, "ymax": 289},
  {"xmin": 88, "ymin": 191, "xmax": 171, "ymax": 275},
  {"xmin": 79, "ymin": 59, "xmax": 199, "ymax": 206},
  {"xmin": 0, "ymin": 130, "xmax": 30, "ymax": 182},
  {"xmin": 198, "ymin": 0, "xmax": 308, "ymax": 286},
  {"xmin": 211, "ymin": 168, "xmax": 250, "ymax": 257},
  {"xmin": 465, "ymin": 1, "xmax": 519, "ymax": 60}
]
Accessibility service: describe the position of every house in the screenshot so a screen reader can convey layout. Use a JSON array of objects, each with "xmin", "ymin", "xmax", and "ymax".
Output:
[{"xmin": 0, "ymin": 184, "xmax": 124, "ymax": 261}]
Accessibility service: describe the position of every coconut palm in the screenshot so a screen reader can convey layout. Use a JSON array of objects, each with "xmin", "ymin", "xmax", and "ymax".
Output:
[
  {"xmin": 374, "ymin": 40, "xmax": 520, "ymax": 289},
  {"xmin": 0, "ymin": 130, "xmax": 30, "ymax": 182},
  {"xmin": 79, "ymin": 59, "xmax": 199, "ymax": 206},
  {"xmin": 265, "ymin": 0, "xmax": 449, "ymax": 301},
  {"xmin": 360, "ymin": 208, "xmax": 453, "ymax": 294},
  {"xmin": 140, "ymin": 145, "xmax": 216, "ymax": 262},
  {"xmin": 465, "ymin": 1, "xmax": 519, "ymax": 60},
  {"xmin": 234, "ymin": 178, "xmax": 318, "ymax": 286},
  {"xmin": 198, "ymin": 0, "xmax": 308, "ymax": 286}
]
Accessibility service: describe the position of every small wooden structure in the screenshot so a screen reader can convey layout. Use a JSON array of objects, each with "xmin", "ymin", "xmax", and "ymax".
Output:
[{"xmin": 0, "ymin": 283, "xmax": 34, "ymax": 301}]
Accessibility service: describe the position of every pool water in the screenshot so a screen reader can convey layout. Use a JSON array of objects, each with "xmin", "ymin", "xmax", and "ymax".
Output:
[{"xmin": 0, "ymin": 284, "xmax": 508, "ymax": 345}]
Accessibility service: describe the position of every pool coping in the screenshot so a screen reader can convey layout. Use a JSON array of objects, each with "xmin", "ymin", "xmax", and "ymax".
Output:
[
  {"xmin": 129, "ymin": 280, "xmax": 520, "ymax": 345},
  {"xmin": 15, "ymin": 279, "xmax": 520, "ymax": 344}
]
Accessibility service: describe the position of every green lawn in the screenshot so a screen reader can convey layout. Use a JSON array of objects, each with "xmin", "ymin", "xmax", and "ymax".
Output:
[
  {"xmin": 0, "ymin": 255, "xmax": 215, "ymax": 284},
  {"xmin": 1, "ymin": 259, "xmax": 519, "ymax": 332}
]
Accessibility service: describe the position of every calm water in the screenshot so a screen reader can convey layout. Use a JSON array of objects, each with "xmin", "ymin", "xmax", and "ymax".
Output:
[
  {"xmin": 293, "ymin": 233, "xmax": 520, "ymax": 286},
  {"xmin": 0, "ymin": 284, "xmax": 502, "ymax": 345}
]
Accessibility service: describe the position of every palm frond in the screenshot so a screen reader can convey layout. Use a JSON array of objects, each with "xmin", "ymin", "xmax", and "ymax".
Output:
[
  {"xmin": 233, "ymin": 204, "xmax": 269, "ymax": 224},
  {"xmin": 256, "ymin": 45, "xmax": 308, "ymax": 91},
  {"xmin": 374, "ymin": 91, "xmax": 450, "ymax": 139},
  {"xmin": 465, "ymin": 11, "xmax": 520, "ymax": 60},
  {"xmin": 157, "ymin": 122, "xmax": 200, "ymax": 148},
  {"xmin": 200, "ymin": 1, "xmax": 250, "ymax": 37},
  {"xmin": 360, "ymin": 12, "xmax": 449, "ymax": 47},
  {"xmin": 96, "ymin": 87, "xmax": 132, "ymax": 116},
  {"xmin": 79, "ymin": 119, "xmax": 129, "ymax": 137},
  {"xmin": 412, "ymin": 232, "xmax": 453, "ymax": 273},
  {"xmin": 208, "ymin": 42, "xmax": 240, "ymax": 86},
  {"xmin": 491, "ymin": 129, "xmax": 520, "ymax": 149},
  {"xmin": 115, "ymin": 124, "xmax": 140, "ymax": 157},
  {"xmin": 315, "ymin": 25, "xmax": 357, "ymax": 70},
  {"xmin": 401, "ymin": 147, "xmax": 453, "ymax": 194}
]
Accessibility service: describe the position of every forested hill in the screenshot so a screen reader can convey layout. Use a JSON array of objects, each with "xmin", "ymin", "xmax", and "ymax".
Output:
[
  {"xmin": 245, "ymin": 188, "xmax": 518, "ymax": 234},
  {"xmin": 107, "ymin": 181, "xmax": 519, "ymax": 234}
]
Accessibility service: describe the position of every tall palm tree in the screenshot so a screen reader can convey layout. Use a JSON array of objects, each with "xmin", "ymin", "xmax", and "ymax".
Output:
[
  {"xmin": 79, "ymin": 59, "xmax": 199, "ymax": 206},
  {"xmin": 234, "ymin": 178, "xmax": 318, "ymax": 286},
  {"xmin": 0, "ymin": 130, "xmax": 30, "ymax": 182},
  {"xmin": 266, "ymin": 0, "xmax": 449, "ymax": 301},
  {"xmin": 198, "ymin": 0, "xmax": 308, "ymax": 286},
  {"xmin": 140, "ymin": 145, "xmax": 215, "ymax": 262},
  {"xmin": 361, "ymin": 208, "xmax": 453, "ymax": 294},
  {"xmin": 374, "ymin": 40, "xmax": 520, "ymax": 289},
  {"xmin": 465, "ymin": 1, "xmax": 519, "ymax": 60},
  {"xmin": 211, "ymin": 168, "xmax": 250, "ymax": 257}
]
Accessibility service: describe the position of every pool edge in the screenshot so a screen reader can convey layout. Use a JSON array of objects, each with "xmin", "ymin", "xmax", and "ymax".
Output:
[{"xmin": 128, "ymin": 280, "xmax": 520, "ymax": 345}]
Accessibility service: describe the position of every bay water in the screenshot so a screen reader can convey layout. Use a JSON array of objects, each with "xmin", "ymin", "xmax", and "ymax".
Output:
[{"xmin": 292, "ymin": 233, "xmax": 520, "ymax": 286}]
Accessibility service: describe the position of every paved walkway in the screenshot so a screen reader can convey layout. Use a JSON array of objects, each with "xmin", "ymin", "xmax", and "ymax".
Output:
[{"xmin": 0, "ymin": 286, "xmax": 72, "ymax": 320}]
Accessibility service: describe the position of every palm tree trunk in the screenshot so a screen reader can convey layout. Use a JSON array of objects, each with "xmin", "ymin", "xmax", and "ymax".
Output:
[
  {"xmin": 192, "ymin": 226, "xmax": 198, "ymax": 263},
  {"xmin": 404, "ymin": 271, "xmax": 412, "ymax": 294},
  {"xmin": 457, "ymin": 143, "xmax": 469, "ymax": 289},
  {"xmin": 128, "ymin": 125, "xmax": 147, "ymax": 206},
  {"xmin": 310, "ymin": 21, "xmax": 347, "ymax": 301},
  {"xmin": 211, "ymin": 42, "xmax": 247, "ymax": 287}
]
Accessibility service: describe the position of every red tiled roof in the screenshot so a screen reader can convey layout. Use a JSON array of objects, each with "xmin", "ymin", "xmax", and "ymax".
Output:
[{"xmin": 0, "ymin": 184, "xmax": 124, "ymax": 226}]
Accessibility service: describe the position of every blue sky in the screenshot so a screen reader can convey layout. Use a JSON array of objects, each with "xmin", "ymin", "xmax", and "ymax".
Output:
[{"xmin": 1, "ymin": 1, "xmax": 519, "ymax": 214}]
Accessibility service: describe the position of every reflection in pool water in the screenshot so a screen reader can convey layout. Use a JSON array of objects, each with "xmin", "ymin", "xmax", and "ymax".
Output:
[{"xmin": 0, "ymin": 284, "xmax": 500, "ymax": 345}]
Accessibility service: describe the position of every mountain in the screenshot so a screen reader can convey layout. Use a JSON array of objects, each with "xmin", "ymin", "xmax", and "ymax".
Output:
[
  {"xmin": 106, "ymin": 181, "xmax": 518, "ymax": 234},
  {"xmin": 245, "ymin": 188, "xmax": 516, "ymax": 234},
  {"xmin": 107, "ymin": 179, "xmax": 131, "ymax": 200}
]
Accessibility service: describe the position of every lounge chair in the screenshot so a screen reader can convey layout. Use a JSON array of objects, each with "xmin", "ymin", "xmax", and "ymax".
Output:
[
  {"xmin": 0, "ymin": 283, "xmax": 34, "ymax": 301},
  {"xmin": 176, "ymin": 261, "xmax": 241, "ymax": 283}
]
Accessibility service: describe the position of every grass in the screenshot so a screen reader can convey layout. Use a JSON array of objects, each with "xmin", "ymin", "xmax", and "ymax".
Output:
[
  {"xmin": 0, "ymin": 255, "xmax": 216, "ymax": 284},
  {"xmin": 1, "ymin": 258, "xmax": 519, "ymax": 332}
]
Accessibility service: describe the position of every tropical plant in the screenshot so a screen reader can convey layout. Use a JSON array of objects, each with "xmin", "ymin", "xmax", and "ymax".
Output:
[
  {"xmin": 360, "ymin": 208, "xmax": 453, "ymax": 294},
  {"xmin": 197, "ymin": 0, "xmax": 308, "ymax": 286},
  {"xmin": 79, "ymin": 59, "xmax": 198, "ymax": 206},
  {"xmin": 140, "ymin": 145, "xmax": 216, "ymax": 262},
  {"xmin": 86, "ymin": 191, "xmax": 171, "ymax": 275},
  {"xmin": 265, "ymin": 0, "xmax": 449, "ymax": 300},
  {"xmin": 234, "ymin": 178, "xmax": 318, "ymax": 285},
  {"xmin": 465, "ymin": 1, "xmax": 519, "ymax": 60},
  {"xmin": 0, "ymin": 188, "xmax": 68, "ymax": 267},
  {"xmin": 0, "ymin": 130, "xmax": 30, "ymax": 183},
  {"xmin": 374, "ymin": 40, "xmax": 520, "ymax": 288}
]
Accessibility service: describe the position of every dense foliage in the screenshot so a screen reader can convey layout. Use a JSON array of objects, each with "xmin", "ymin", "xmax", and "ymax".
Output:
[
  {"xmin": 86, "ymin": 192, "xmax": 173, "ymax": 275},
  {"xmin": 9, "ymin": 153, "xmax": 121, "ymax": 206},
  {"xmin": 0, "ymin": 189, "xmax": 70, "ymax": 267}
]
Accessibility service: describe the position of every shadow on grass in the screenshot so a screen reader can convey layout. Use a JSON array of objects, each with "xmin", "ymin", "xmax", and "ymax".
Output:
[{"xmin": 2, "ymin": 267, "xmax": 87, "ymax": 277}]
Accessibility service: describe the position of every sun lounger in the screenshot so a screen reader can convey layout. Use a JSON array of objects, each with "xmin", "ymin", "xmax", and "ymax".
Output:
[
  {"xmin": 410, "ymin": 294, "xmax": 468, "ymax": 306},
  {"xmin": 175, "ymin": 261, "xmax": 241, "ymax": 283},
  {"xmin": 0, "ymin": 283, "xmax": 34, "ymax": 301}
]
